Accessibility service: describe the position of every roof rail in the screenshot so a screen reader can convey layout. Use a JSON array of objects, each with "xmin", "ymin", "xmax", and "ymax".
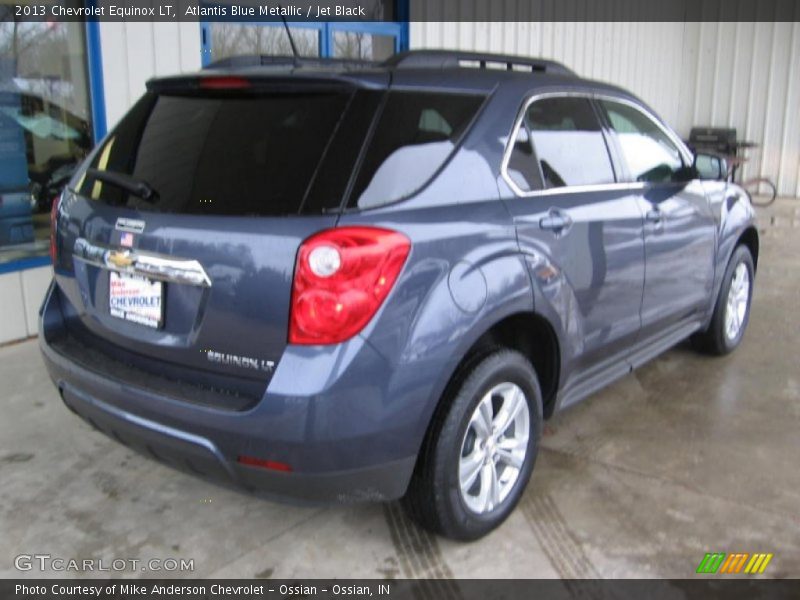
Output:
[
  {"xmin": 384, "ymin": 50, "xmax": 574, "ymax": 76},
  {"xmin": 204, "ymin": 55, "xmax": 376, "ymax": 70}
]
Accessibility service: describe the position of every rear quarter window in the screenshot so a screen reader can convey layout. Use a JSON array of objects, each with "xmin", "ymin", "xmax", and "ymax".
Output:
[{"xmin": 348, "ymin": 91, "xmax": 485, "ymax": 209}]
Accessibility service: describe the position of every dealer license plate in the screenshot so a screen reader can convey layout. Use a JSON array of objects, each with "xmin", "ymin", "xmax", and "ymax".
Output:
[{"xmin": 109, "ymin": 271, "xmax": 163, "ymax": 329}]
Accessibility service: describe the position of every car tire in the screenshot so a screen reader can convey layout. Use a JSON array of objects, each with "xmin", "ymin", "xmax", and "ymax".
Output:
[
  {"xmin": 692, "ymin": 245, "xmax": 755, "ymax": 356},
  {"xmin": 402, "ymin": 349, "xmax": 543, "ymax": 540}
]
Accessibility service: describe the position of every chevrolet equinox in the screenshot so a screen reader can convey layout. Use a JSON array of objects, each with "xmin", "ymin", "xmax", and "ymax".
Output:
[{"xmin": 40, "ymin": 50, "xmax": 759, "ymax": 540}]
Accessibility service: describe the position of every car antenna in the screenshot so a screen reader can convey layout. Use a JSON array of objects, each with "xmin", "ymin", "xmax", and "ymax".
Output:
[{"xmin": 279, "ymin": 10, "xmax": 300, "ymax": 67}]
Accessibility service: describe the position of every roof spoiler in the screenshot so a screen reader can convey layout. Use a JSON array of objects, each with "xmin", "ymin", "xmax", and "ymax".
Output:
[
  {"xmin": 147, "ymin": 73, "xmax": 359, "ymax": 94},
  {"xmin": 203, "ymin": 55, "xmax": 377, "ymax": 70},
  {"xmin": 383, "ymin": 50, "xmax": 575, "ymax": 76}
]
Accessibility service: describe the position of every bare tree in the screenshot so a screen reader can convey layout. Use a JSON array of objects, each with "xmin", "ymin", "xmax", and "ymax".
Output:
[
  {"xmin": 1, "ymin": 18, "xmax": 65, "ymax": 78},
  {"xmin": 211, "ymin": 23, "xmax": 317, "ymax": 61}
]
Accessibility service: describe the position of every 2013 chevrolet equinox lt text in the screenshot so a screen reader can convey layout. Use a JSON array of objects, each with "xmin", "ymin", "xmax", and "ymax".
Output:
[{"xmin": 40, "ymin": 50, "xmax": 758, "ymax": 540}]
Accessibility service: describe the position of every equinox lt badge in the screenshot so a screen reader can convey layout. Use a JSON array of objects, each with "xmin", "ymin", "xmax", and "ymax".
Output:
[{"xmin": 206, "ymin": 350, "xmax": 275, "ymax": 373}]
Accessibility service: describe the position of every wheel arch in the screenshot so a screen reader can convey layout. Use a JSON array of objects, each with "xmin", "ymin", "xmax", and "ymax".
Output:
[
  {"xmin": 737, "ymin": 226, "xmax": 759, "ymax": 272},
  {"xmin": 405, "ymin": 309, "xmax": 561, "ymax": 505},
  {"xmin": 422, "ymin": 310, "xmax": 562, "ymax": 451},
  {"xmin": 467, "ymin": 312, "xmax": 561, "ymax": 417}
]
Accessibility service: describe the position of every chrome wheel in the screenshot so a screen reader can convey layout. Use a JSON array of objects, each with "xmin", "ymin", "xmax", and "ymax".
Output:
[
  {"xmin": 458, "ymin": 382, "xmax": 530, "ymax": 515},
  {"xmin": 724, "ymin": 263, "xmax": 750, "ymax": 341}
]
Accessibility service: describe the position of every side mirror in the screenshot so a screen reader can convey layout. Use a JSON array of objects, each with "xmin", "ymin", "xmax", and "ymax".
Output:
[{"xmin": 694, "ymin": 152, "xmax": 727, "ymax": 181}]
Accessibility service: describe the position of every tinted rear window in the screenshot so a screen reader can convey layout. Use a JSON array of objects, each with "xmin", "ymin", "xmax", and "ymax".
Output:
[
  {"xmin": 348, "ymin": 91, "xmax": 485, "ymax": 209},
  {"xmin": 74, "ymin": 90, "xmax": 359, "ymax": 216}
]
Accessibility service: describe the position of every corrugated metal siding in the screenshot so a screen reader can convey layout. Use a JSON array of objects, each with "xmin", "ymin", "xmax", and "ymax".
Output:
[
  {"xmin": 410, "ymin": 16, "xmax": 800, "ymax": 197},
  {"xmin": 98, "ymin": 22, "xmax": 201, "ymax": 129}
]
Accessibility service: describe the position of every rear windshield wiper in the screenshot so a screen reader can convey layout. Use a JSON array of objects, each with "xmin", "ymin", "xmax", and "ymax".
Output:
[{"xmin": 86, "ymin": 168, "xmax": 158, "ymax": 202}]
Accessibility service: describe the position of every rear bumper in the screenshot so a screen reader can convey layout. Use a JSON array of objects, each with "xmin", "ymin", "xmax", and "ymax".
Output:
[
  {"xmin": 54, "ymin": 373, "xmax": 412, "ymax": 503},
  {"xmin": 39, "ymin": 283, "xmax": 417, "ymax": 503}
]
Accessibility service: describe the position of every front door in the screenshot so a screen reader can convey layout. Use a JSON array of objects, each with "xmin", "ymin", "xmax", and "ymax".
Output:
[{"xmin": 597, "ymin": 99, "xmax": 717, "ymax": 339}]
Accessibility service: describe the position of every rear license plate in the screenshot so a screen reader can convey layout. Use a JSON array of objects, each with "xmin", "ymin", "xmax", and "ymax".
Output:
[{"xmin": 109, "ymin": 271, "xmax": 163, "ymax": 329}]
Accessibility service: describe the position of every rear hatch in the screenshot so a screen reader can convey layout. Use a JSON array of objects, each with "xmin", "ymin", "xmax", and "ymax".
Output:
[{"xmin": 52, "ymin": 75, "xmax": 384, "ymax": 403}]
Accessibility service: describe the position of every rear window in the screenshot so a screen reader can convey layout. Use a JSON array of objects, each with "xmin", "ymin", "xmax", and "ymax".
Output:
[
  {"xmin": 74, "ymin": 90, "xmax": 360, "ymax": 216},
  {"xmin": 74, "ymin": 88, "xmax": 484, "ymax": 215},
  {"xmin": 348, "ymin": 91, "xmax": 485, "ymax": 209}
]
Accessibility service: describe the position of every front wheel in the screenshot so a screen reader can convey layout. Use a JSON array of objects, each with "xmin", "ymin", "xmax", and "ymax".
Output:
[
  {"xmin": 692, "ymin": 245, "xmax": 755, "ymax": 355},
  {"xmin": 402, "ymin": 349, "xmax": 542, "ymax": 540}
]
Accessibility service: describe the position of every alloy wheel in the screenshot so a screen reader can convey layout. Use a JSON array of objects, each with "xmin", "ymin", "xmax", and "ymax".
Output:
[
  {"xmin": 458, "ymin": 382, "xmax": 530, "ymax": 514},
  {"xmin": 725, "ymin": 262, "xmax": 750, "ymax": 341}
]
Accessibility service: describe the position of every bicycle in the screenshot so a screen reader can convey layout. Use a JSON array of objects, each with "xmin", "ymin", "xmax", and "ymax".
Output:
[{"xmin": 739, "ymin": 176, "xmax": 777, "ymax": 207}]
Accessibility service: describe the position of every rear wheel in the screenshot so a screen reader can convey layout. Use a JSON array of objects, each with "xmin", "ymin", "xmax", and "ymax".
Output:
[
  {"xmin": 692, "ymin": 245, "xmax": 754, "ymax": 355},
  {"xmin": 402, "ymin": 349, "xmax": 542, "ymax": 540}
]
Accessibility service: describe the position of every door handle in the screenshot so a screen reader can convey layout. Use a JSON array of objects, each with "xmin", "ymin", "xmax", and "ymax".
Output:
[
  {"xmin": 539, "ymin": 210, "xmax": 573, "ymax": 235},
  {"xmin": 645, "ymin": 208, "xmax": 663, "ymax": 224}
]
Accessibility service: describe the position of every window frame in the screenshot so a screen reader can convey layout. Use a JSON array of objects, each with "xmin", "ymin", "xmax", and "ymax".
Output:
[{"xmin": 500, "ymin": 91, "xmax": 693, "ymax": 198}]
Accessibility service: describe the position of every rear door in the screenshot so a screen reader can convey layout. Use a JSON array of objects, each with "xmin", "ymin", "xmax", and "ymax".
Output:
[
  {"xmin": 53, "ymin": 79, "xmax": 382, "ymax": 383},
  {"xmin": 596, "ymin": 99, "xmax": 716, "ymax": 340},
  {"xmin": 502, "ymin": 94, "xmax": 645, "ymax": 385}
]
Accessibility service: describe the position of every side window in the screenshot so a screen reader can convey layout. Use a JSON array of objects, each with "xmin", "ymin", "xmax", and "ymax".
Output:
[
  {"xmin": 349, "ymin": 91, "xmax": 484, "ymax": 209},
  {"xmin": 526, "ymin": 97, "xmax": 616, "ymax": 189},
  {"xmin": 418, "ymin": 108, "xmax": 452, "ymax": 136},
  {"xmin": 599, "ymin": 100, "xmax": 684, "ymax": 183}
]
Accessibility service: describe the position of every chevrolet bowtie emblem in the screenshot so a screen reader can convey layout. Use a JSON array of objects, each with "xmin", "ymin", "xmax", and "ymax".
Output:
[{"xmin": 106, "ymin": 250, "xmax": 135, "ymax": 269}]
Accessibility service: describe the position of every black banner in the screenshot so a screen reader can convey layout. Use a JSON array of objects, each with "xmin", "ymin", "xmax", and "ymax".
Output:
[
  {"xmin": 2, "ymin": 579, "xmax": 800, "ymax": 600},
  {"xmin": 2, "ymin": 0, "xmax": 800, "ymax": 23}
]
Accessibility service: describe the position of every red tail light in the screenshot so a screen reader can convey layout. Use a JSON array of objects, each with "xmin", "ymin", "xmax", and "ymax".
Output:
[
  {"xmin": 49, "ymin": 194, "xmax": 61, "ymax": 264},
  {"xmin": 289, "ymin": 227, "xmax": 411, "ymax": 345}
]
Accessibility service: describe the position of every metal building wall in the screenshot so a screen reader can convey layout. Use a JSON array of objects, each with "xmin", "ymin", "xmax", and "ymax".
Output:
[{"xmin": 410, "ymin": 19, "xmax": 800, "ymax": 197}]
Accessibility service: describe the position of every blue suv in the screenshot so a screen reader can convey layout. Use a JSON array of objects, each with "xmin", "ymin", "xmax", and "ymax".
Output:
[{"xmin": 40, "ymin": 51, "xmax": 758, "ymax": 539}]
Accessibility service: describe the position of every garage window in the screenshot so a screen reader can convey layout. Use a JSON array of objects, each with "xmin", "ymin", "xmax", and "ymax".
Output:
[{"xmin": 0, "ymin": 22, "xmax": 93, "ymax": 266}]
